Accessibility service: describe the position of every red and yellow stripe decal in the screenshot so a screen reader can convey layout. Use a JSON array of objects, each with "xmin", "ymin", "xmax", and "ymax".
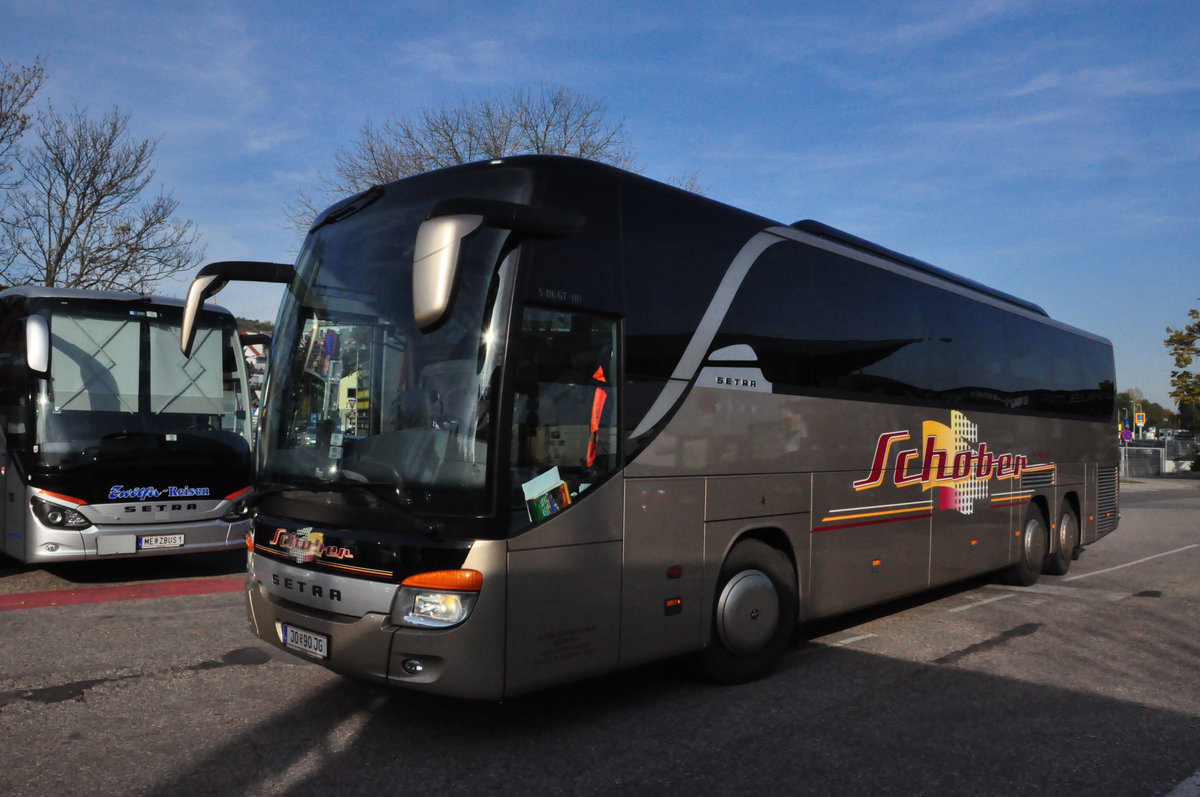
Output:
[{"xmin": 815, "ymin": 500, "xmax": 934, "ymax": 533}]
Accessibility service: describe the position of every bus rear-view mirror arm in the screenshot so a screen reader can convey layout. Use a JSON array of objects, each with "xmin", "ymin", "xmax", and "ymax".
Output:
[
  {"xmin": 181, "ymin": 261, "xmax": 295, "ymax": 357},
  {"xmin": 239, "ymin": 332, "xmax": 272, "ymax": 349},
  {"xmin": 413, "ymin": 198, "xmax": 584, "ymax": 332}
]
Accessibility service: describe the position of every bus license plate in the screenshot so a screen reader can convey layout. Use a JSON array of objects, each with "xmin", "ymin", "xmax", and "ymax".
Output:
[
  {"xmin": 138, "ymin": 534, "xmax": 185, "ymax": 550},
  {"xmin": 282, "ymin": 624, "xmax": 328, "ymax": 659}
]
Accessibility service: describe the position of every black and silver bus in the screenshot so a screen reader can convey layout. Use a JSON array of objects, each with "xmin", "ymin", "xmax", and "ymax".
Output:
[
  {"xmin": 182, "ymin": 156, "xmax": 1118, "ymax": 699},
  {"xmin": 1, "ymin": 287, "xmax": 254, "ymax": 562}
]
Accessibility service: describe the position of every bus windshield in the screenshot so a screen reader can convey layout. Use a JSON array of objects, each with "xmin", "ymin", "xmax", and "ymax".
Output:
[
  {"xmin": 259, "ymin": 171, "xmax": 528, "ymax": 518},
  {"xmin": 33, "ymin": 300, "xmax": 249, "ymax": 470}
]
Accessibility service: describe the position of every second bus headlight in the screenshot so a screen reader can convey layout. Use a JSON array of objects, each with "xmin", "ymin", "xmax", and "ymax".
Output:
[
  {"xmin": 31, "ymin": 496, "xmax": 92, "ymax": 529},
  {"xmin": 393, "ymin": 569, "xmax": 482, "ymax": 628}
]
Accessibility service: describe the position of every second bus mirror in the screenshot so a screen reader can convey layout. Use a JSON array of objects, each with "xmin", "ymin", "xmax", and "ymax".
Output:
[
  {"xmin": 26, "ymin": 314, "xmax": 49, "ymax": 374},
  {"xmin": 180, "ymin": 261, "xmax": 296, "ymax": 357}
]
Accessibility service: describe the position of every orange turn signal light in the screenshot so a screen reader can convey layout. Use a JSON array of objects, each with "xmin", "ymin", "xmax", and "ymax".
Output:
[{"xmin": 401, "ymin": 569, "xmax": 483, "ymax": 592}]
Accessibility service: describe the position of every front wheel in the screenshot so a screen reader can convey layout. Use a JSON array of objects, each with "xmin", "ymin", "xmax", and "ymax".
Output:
[
  {"xmin": 1000, "ymin": 504, "xmax": 1048, "ymax": 586},
  {"xmin": 1043, "ymin": 500, "xmax": 1079, "ymax": 576},
  {"xmin": 701, "ymin": 539, "xmax": 797, "ymax": 684}
]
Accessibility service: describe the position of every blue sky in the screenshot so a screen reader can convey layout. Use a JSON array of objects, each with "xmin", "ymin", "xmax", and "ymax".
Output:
[{"xmin": 3, "ymin": 1, "xmax": 1197, "ymax": 408}]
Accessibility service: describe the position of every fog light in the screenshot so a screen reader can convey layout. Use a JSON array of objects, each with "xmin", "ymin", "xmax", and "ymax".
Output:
[{"xmin": 401, "ymin": 659, "xmax": 424, "ymax": 675}]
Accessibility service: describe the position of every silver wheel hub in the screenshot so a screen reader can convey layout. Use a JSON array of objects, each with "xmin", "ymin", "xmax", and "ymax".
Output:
[{"xmin": 715, "ymin": 569, "xmax": 779, "ymax": 655}]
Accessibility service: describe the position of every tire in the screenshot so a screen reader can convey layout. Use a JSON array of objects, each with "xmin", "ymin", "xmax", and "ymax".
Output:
[
  {"xmin": 701, "ymin": 539, "xmax": 797, "ymax": 684},
  {"xmin": 1000, "ymin": 504, "xmax": 1048, "ymax": 586},
  {"xmin": 1042, "ymin": 499, "xmax": 1079, "ymax": 576}
]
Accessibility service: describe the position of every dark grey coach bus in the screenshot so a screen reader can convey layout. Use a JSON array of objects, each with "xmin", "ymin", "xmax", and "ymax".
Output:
[
  {"xmin": 0, "ymin": 287, "xmax": 254, "ymax": 562},
  {"xmin": 181, "ymin": 155, "xmax": 1119, "ymax": 699}
]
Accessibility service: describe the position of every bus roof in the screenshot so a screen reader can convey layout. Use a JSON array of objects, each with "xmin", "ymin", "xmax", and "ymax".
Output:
[
  {"xmin": 790, "ymin": 220, "xmax": 1049, "ymax": 317},
  {"xmin": 0, "ymin": 285, "xmax": 235, "ymax": 317},
  {"xmin": 320, "ymin": 155, "xmax": 1054, "ymax": 323}
]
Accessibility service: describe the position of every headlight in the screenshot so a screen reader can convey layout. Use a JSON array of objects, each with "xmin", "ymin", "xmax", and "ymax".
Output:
[
  {"xmin": 393, "ymin": 569, "xmax": 482, "ymax": 628},
  {"xmin": 221, "ymin": 499, "xmax": 251, "ymax": 522},
  {"xmin": 31, "ymin": 496, "xmax": 92, "ymax": 529},
  {"xmin": 221, "ymin": 487, "xmax": 254, "ymax": 522}
]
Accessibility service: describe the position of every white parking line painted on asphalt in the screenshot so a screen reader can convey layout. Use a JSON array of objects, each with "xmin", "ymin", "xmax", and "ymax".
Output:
[
  {"xmin": 988, "ymin": 583, "xmax": 1129, "ymax": 602},
  {"xmin": 948, "ymin": 593, "xmax": 1016, "ymax": 613},
  {"xmin": 1064, "ymin": 544, "xmax": 1200, "ymax": 582},
  {"xmin": 1166, "ymin": 766, "xmax": 1200, "ymax": 797},
  {"xmin": 831, "ymin": 633, "xmax": 877, "ymax": 647}
]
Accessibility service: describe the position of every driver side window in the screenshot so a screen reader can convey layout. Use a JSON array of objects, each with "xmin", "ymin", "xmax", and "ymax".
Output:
[{"xmin": 510, "ymin": 307, "xmax": 618, "ymax": 526}]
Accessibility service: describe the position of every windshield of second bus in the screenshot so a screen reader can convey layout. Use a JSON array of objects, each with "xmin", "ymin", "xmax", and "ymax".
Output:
[{"xmin": 35, "ymin": 305, "xmax": 248, "ymax": 469}]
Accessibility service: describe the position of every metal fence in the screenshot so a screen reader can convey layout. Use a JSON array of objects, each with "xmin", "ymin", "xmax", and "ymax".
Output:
[{"xmin": 1120, "ymin": 438, "xmax": 1199, "ymax": 478}]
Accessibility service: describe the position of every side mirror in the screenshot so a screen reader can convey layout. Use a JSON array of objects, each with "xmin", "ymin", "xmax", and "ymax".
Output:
[
  {"xmin": 26, "ymin": 314, "xmax": 49, "ymax": 374},
  {"xmin": 181, "ymin": 261, "xmax": 295, "ymax": 356},
  {"xmin": 412, "ymin": 214, "xmax": 485, "ymax": 331},
  {"xmin": 412, "ymin": 198, "xmax": 584, "ymax": 332}
]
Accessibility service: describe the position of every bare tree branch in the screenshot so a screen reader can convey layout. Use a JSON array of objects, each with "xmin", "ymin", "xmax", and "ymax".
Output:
[
  {"xmin": 0, "ymin": 58, "xmax": 46, "ymax": 191},
  {"xmin": 0, "ymin": 103, "xmax": 203, "ymax": 291},
  {"xmin": 285, "ymin": 84, "xmax": 645, "ymax": 232}
]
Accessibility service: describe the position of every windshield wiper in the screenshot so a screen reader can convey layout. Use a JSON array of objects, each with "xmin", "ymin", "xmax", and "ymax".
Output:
[
  {"xmin": 257, "ymin": 474, "xmax": 439, "ymax": 537},
  {"xmin": 336, "ymin": 473, "xmax": 440, "ymax": 537},
  {"xmin": 308, "ymin": 185, "xmax": 384, "ymax": 234}
]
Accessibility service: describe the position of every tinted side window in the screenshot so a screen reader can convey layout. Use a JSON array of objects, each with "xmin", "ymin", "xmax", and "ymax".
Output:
[
  {"xmin": 718, "ymin": 243, "xmax": 940, "ymax": 401},
  {"xmin": 717, "ymin": 241, "xmax": 1114, "ymax": 420},
  {"xmin": 804, "ymin": 249, "xmax": 936, "ymax": 399}
]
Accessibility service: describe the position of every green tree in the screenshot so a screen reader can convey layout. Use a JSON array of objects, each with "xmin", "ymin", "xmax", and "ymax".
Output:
[
  {"xmin": 1165, "ymin": 307, "xmax": 1200, "ymax": 410},
  {"xmin": 1178, "ymin": 401, "xmax": 1200, "ymax": 430}
]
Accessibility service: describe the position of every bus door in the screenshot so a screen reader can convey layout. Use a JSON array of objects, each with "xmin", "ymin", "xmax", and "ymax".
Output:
[
  {"xmin": 2, "ymin": 457, "xmax": 26, "ymax": 560},
  {"xmin": 0, "ymin": 306, "xmax": 32, "ymax": 560},
  {"xmin": 0, "ymin": 432, "xmax": 10, "ymax": 558},
  {"xmin": 503, "ymin": 307, "xmax": 626, "ymax": 693}
]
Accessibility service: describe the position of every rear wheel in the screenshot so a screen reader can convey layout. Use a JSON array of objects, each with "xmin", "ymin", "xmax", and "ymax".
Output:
[
  {"xmin": 1043, "ymin": 500, "xmax": 1079, "ymax": 576},
  {"xmin": 701, "ymin": 539, "xmax": 797, "ymax": 684},
  {"xmin": 1000, "ymin": 504, "xmax": 1048, "ymax": 586}
]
